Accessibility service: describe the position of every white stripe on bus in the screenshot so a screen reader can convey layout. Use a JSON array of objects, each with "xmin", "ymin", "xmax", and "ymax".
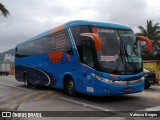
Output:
[{"xmin": 23, "ymin": 66, "xmax": 51, "ymax": 86}]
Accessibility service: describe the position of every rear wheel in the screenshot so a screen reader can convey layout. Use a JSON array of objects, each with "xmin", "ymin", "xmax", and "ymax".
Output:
[
  {"xmin": 64, "ymin": 76, "xmax": 76, "ymax": 96},
  {"xmin": 24, "ymin": 74, "xmax": 31, "ymax": 88}
]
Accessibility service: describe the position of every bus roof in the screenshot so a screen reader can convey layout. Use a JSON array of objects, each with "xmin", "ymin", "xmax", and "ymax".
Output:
[
  {"xmin": 65, "ymin": 20, "xmax": 131, "ymax": 29},
  {"xmin": 16, "ymin": 20, "xmax": 131, "ymax": 46}
]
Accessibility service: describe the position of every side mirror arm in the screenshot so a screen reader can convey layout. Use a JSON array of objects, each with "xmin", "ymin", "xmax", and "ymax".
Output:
[
  {"xmin": 136, "ymin": 36, "xmax": 152, "ymax": 52},
  {"xmin": 80, "ymin": 33, "xmax": 102, "ymax": 51}
]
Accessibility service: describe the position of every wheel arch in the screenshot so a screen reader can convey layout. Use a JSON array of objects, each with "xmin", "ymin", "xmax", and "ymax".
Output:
[
  {"xmin": 63, "ymin": 73, "xmax": 77, "ymax": 96},
  {"xmin": 63, "ymin": 73, "xmax": 74, "ymax": 89}
]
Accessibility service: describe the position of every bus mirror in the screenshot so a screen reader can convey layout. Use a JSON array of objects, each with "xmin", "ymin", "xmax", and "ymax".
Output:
[
  {"xmin": 80, "ymin": 33, "xmax": 102, "ymax": 51},
  {"xmin": 136, "ymin": 36, "xmax": 152, "ymax": 52}
]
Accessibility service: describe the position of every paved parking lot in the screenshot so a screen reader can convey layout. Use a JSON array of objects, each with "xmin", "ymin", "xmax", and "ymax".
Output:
[{"xmin": 0, "ymin": 76, "xmax": 160, "ymax": 120}]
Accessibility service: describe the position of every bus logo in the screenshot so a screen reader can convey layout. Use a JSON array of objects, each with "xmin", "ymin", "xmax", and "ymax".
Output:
[
  {"xmin": 2, "ymin": 112, "xmax": 11, "ymax": 117},
  {"xmin": 49, "ymin": 51, "xmax": 64, "ymax": 64}
]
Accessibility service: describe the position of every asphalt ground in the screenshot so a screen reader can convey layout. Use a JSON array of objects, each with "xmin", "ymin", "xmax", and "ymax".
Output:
[{"xmin": 0, "ymin": 76, "xmax": 160, "ymax": 120}]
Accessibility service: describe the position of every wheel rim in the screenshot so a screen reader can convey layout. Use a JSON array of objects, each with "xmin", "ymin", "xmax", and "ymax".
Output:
[
  {"xmin": 24, "ymin": 77, "xmax": 28, "ymax": 86},
  {"xmin": 67, "ymin": 81, "xmax": 74, "ymax": 94}
]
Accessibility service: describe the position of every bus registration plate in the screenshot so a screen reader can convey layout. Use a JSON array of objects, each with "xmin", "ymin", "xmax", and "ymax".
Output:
[{"xmin": 124, "ymin": 88, "xmax": 132, "ymax": 92}]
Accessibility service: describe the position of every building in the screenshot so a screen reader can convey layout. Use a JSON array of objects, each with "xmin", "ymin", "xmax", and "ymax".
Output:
[{"xmin": 4, "ymin": 54, "xmax": 15, "ymax": 62}]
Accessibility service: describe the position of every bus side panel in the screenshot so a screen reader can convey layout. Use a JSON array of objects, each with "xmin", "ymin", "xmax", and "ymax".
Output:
[
  {"xmin": 75, "ymin": 65, "xmax": 97, "ymax": 96},
  {"xmin": 50, "ymin": 52, "xmax": 73, "ymax": 89},
  {"xmin": 15, "ymin": 54, "xmax": 57, "ymax": 87}
]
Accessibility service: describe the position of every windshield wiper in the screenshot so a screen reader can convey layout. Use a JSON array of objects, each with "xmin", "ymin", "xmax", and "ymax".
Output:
[
  {"xmin": 123, "ymin": 45, "xmax": 138, "ymax": 72},
  {"xmin": 114, "ymin": 46, "xmax": 125, "ymax": 71},
  {"xmin": 119, "ymin": 47, "xmax": 124, "ymax": 63}
]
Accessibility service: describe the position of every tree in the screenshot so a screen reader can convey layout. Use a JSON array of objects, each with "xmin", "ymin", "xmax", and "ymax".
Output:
[
  {"xmin": 0, "ymin": 3, "xmax": 9, "ymax": 17},
  {"xmin": 137, "ymin": 20, "xmax": 160, "ymax": 57},
  {"xmin": 137, "ymin": 20, "xmax": 160, "ymax": 41}
]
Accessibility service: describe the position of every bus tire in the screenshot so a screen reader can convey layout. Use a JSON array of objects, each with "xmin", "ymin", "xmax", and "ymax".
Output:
[
  {"xmin": 24, "ymin": 74, "xmax": 31, "ymax": 88},
  {"xmin": 64, "ymin": 76, "xmax": 76, "ymax": 96}
]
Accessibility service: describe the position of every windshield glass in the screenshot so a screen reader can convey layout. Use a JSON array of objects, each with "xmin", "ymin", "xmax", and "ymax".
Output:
[{"xmin": 96, "ymin": 28, "xmax": 142, "ymax": 74}]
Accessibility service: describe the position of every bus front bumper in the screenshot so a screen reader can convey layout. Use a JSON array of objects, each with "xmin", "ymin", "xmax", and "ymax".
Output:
[{"xmin": 96, "ymin": 80, "xmax": 144, "ymax": 96}]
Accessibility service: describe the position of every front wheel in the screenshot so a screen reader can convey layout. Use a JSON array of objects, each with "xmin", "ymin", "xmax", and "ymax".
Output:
[
  {"xmin": 24, "ymin": 74, "xmax": 31, "ymax": 88},
  {"xmin": 64, "ymin": 76, "xmax": 76, "ymax": 96}
]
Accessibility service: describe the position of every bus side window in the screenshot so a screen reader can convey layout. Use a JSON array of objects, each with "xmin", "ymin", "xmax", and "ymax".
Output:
[
  {"xmin": 22, "ymin": 44, "xmax": 27, "ymax": 57},
  {"xmin": 82, "ymin": 41, "xmax": 94, "ymax": 67},
  {"xmin": 71, "ymin": 26, "xmax": 91, "ymax": 62},
  {"xmin": 65, "ymin": 30, "xmax": 73, "ymax": 55},
  {"xmin": 27, "ymin": 41, "xmax": 35, "ymax": 56}
]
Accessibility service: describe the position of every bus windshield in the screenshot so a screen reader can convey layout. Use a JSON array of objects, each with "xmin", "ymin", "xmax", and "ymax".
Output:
[{"xmin": 96, "ymin": 28, "xmax": 142, "ymax": 74}]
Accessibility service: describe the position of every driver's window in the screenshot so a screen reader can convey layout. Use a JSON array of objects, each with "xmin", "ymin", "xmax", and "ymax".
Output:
[{"xmin": 83, "ymin": 41, "xmax": 94, "ymax": 67}]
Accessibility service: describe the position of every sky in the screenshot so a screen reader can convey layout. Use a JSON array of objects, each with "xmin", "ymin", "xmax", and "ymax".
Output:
[{"xmin": 0, "ymin": 0, "xmax": 160, "ymax": 52}]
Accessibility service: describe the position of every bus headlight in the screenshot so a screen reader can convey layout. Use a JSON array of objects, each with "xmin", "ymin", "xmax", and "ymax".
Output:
[
  {"xmin": 91, "ymin": 73, "xmax": 143, "ymax": 86},
  {"xmin": 140, "ymin": 76, "xmax": 145, "ymax": 81},
  {"xmin": 91, "ymin": 73, "xmax": 112, "ymax": 83}
]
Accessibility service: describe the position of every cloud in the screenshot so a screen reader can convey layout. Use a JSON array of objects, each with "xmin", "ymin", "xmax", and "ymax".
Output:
[{"xmin": 0, "ymin": 0, "xmax": 160, "ymax": 52}]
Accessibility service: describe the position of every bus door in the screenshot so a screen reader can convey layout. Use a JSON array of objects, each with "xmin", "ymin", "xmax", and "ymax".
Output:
[{"xmin": 78, "ymin": 40, "xmax": 97, "ymax": 94}]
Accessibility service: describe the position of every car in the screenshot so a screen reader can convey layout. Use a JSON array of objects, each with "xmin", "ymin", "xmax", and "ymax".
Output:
[{"xmin": 143, "ymin": 69, "xmax": 157, "ymax": 89}]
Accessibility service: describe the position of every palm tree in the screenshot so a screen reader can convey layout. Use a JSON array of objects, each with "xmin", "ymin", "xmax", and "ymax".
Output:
[
  {"xmin": 0, "ymin": 3, "xmax": 9, "ymax": 17},
  {"xmin": 137, "ymin": 20, "xmax": 160, "ymax": 54},
  {"xmin": 137, "ymin": 20, "xmax": 160, "ymax": 40}
]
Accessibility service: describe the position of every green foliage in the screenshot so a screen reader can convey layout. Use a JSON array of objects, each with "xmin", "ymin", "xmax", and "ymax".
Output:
[
  {"xmin": 137, "ymin": 20, "xmax": 160, "ymax": 40},
  {"xmin": 137, "ymin": 19, "xmax": 160, "ymax": 60},
  {"xmin": 0, "ymin": 3, "xmax": 10, "ymax": 17}
]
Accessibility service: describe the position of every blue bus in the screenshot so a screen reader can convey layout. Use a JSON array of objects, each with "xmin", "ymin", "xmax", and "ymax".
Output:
[{"xmin": 15, "ymin": 20, "xmax": 152, "ymax": 96}]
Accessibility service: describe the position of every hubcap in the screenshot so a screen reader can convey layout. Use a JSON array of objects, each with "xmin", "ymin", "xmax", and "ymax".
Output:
[{"xmin": 68, "ymin": 81, "xmax": 74, "ymax": 94}]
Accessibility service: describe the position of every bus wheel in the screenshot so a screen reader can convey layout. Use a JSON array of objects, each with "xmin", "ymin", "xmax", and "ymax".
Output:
[
  {"xmin": 24, "ymin": 74, "xmax": 31, "ymax": 88},
  {"xmin": 65, "ymin": 76, "xmax": 76, "ymax": 96}
]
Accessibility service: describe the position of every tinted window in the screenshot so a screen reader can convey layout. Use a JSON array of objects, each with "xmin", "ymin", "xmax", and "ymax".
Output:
[
  {"xmin": 23, "ymin": 44, "xmax": 27, "ymax": 56},
  {"xmin": 16, "ymin": 44, "xmax": 27, "ymax": 58},
  {"xmin": 55, "ymin": 31, "xmax": 66, "ymax": 51},
  {"xmin": 35, "ymin": 38, "xmax": 44, "ymax": 55},
  {"xmin": 65, "ymin": 36, "xmax": 72, "ymax": 52},
  {"xmin": 71, "ymin": 26, "xmax": 90, "ymax": 62},
  {"xmin": 44, "ymin": 30, "xmax": 71, "ymax": 53},
  {"xmin": 83, "ymin": 41, "xmax": 94, "ymax": 67},
  {"xmin": 44, "ymin": 35, "xmax": 54, "ymax": 53},
  {"xmin": 16, "ymin": 30, "xmax": 71, "ymax": 58},
  {"xmin": 27, "ymin": 41, "xmax": 35, "ymax": 56}
]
